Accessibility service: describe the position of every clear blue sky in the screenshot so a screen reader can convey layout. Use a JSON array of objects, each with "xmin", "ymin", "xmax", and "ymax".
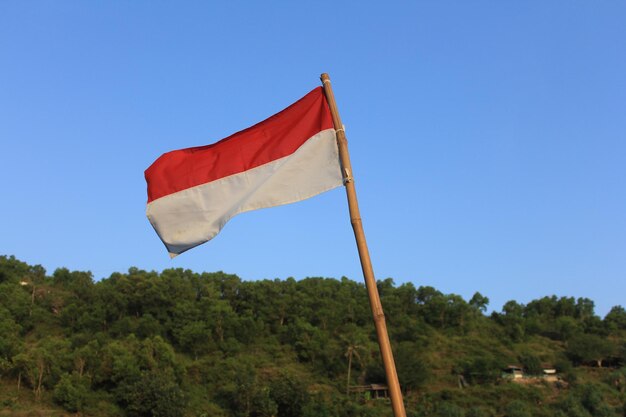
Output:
[{"xmin": 1, "ymin": 2, "xmax": 624, "ymax": 316}]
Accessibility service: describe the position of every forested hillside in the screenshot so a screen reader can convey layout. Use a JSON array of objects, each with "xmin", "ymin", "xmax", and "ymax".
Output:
[{"xmin": 0, "ymin": 255, "xmax": 625, "ymax": 417}]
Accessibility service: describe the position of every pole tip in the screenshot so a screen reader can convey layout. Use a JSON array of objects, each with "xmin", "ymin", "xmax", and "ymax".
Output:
[{"xmin": 320, "ymin": 73, "xmax": 331, "ymax": 84}]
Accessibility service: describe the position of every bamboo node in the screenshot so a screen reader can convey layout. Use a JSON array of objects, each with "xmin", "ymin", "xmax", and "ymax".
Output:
[{"xmin": 342, "ymin": 167, "xmax": 354, "ymax": 184}]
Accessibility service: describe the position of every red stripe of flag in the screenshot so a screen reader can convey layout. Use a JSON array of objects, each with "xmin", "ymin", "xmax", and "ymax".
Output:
[{"xmin": 145, "ymin": 87, "xmax": 334, "ymax": 203}]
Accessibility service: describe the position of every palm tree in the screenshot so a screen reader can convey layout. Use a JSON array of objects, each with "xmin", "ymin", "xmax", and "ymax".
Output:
[{"xmin": 345, "ymin": 343, "xmax": 363, "ymax": 395}]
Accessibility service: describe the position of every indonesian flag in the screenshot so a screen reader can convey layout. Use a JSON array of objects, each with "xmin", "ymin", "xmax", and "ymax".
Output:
[{"xmin": 145, "ymin": 87, "xmax": 343, "ymax": 257}]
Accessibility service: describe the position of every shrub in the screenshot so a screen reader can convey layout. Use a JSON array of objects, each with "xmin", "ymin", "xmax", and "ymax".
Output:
[{"xmin": 53, "ymin": 373, "xmax": 89, "ymax": 412}]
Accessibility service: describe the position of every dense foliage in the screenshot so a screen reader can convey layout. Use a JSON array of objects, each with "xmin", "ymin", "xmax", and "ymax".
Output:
[{"xmin": 0, "ymin": 255, "xmax": 625, "ymax": 416}]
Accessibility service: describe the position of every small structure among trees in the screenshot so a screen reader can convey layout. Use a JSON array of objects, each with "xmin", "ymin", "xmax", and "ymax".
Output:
[
  {"xmin": 348, "ymin": 384, "xmax": 389, "ymax": 399},
  {"xmin": 502, "ymin": 365, "xmax": 562, "ymax": 384},
  {"xmin": 542, "ymin": 368, "xmax": 558, "ymax": 382},
  {"xmin": 502, "ymin": 365, "xmax": 524, "ymax": 380}
]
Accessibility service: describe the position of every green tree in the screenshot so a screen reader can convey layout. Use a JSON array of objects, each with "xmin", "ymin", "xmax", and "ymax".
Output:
[
  {"xmin": 567, "ymin": 334, "xmax": 616, "ymax": 367},
  {"xmin": 52, "ymin": 267, "xmax": 95, "ymax": 301},
  {"xmin": 395, "ymin": 341, "xmax": 429, "ymax": 393},
  {"xmin": 518, "ymin": 352, "xmax": 543, "ymax": 376},
  {"xmin": 461, "ymin": 354, "xmax": 504, "ymax": 385},
  {"xmin": 0, "ymin": 307, "xmax": 22, "ymax": 364},
  {"xmin": 605, "ymin": 306, "xmax": 626, "ymax": 332},
  {"xmin": 215, "ymin": 357, "xmax": 277, "ymax": 417},
  {"xmin": 53, "ymin": 373, "xmax": 90, "ymax": 413},
  {"xmin": 340, "ymin": 324, "xmax": 371, "ymax": 393},
  {"xmin": 269, "ymin": 371, "xmax": 310, "ymax": 417},
  {"xmin": 0, "ymin": 280, "xmax": 32, "ymax": 328},
  {"xmin": 554, "ymin": 316, "xmax": 581, "ymax": 341},
  {"xmin": 469, "ymin": 292, "xmax": 489, "ymax": 313},
  {"xmin": 73, "ymin": 340, "xmax": 100, "ymax": 378},
  {"xmin": 124, "ymin": 369, "xmax": 186, "ymax": 417},
  {"xmin": 176, "ymin": 321, "xmax": 212, "ymax": 359},
  {"xmin": 493, "ymin": 300, "xmax": 525, "ymax": 341},
  {"xmin": 15, "ymin": 337, "xmax": 72, "ymax": 399}
]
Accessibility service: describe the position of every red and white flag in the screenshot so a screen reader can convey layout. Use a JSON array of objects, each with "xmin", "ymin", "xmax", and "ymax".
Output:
[{"xmin": 145, "ymin": 87, "xmax": 343, "ymax": 257}]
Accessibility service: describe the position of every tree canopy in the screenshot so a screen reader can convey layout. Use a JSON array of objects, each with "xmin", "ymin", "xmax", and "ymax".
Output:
[{"xmin": 0, "ymin": 255, "xmax": 624, "ymax": 417}]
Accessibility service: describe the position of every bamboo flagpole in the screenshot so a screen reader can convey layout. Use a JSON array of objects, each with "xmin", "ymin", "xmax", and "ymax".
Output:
[{"xmin": 320, "ymin": 73, "xmax": 407, "ymax": 417}]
